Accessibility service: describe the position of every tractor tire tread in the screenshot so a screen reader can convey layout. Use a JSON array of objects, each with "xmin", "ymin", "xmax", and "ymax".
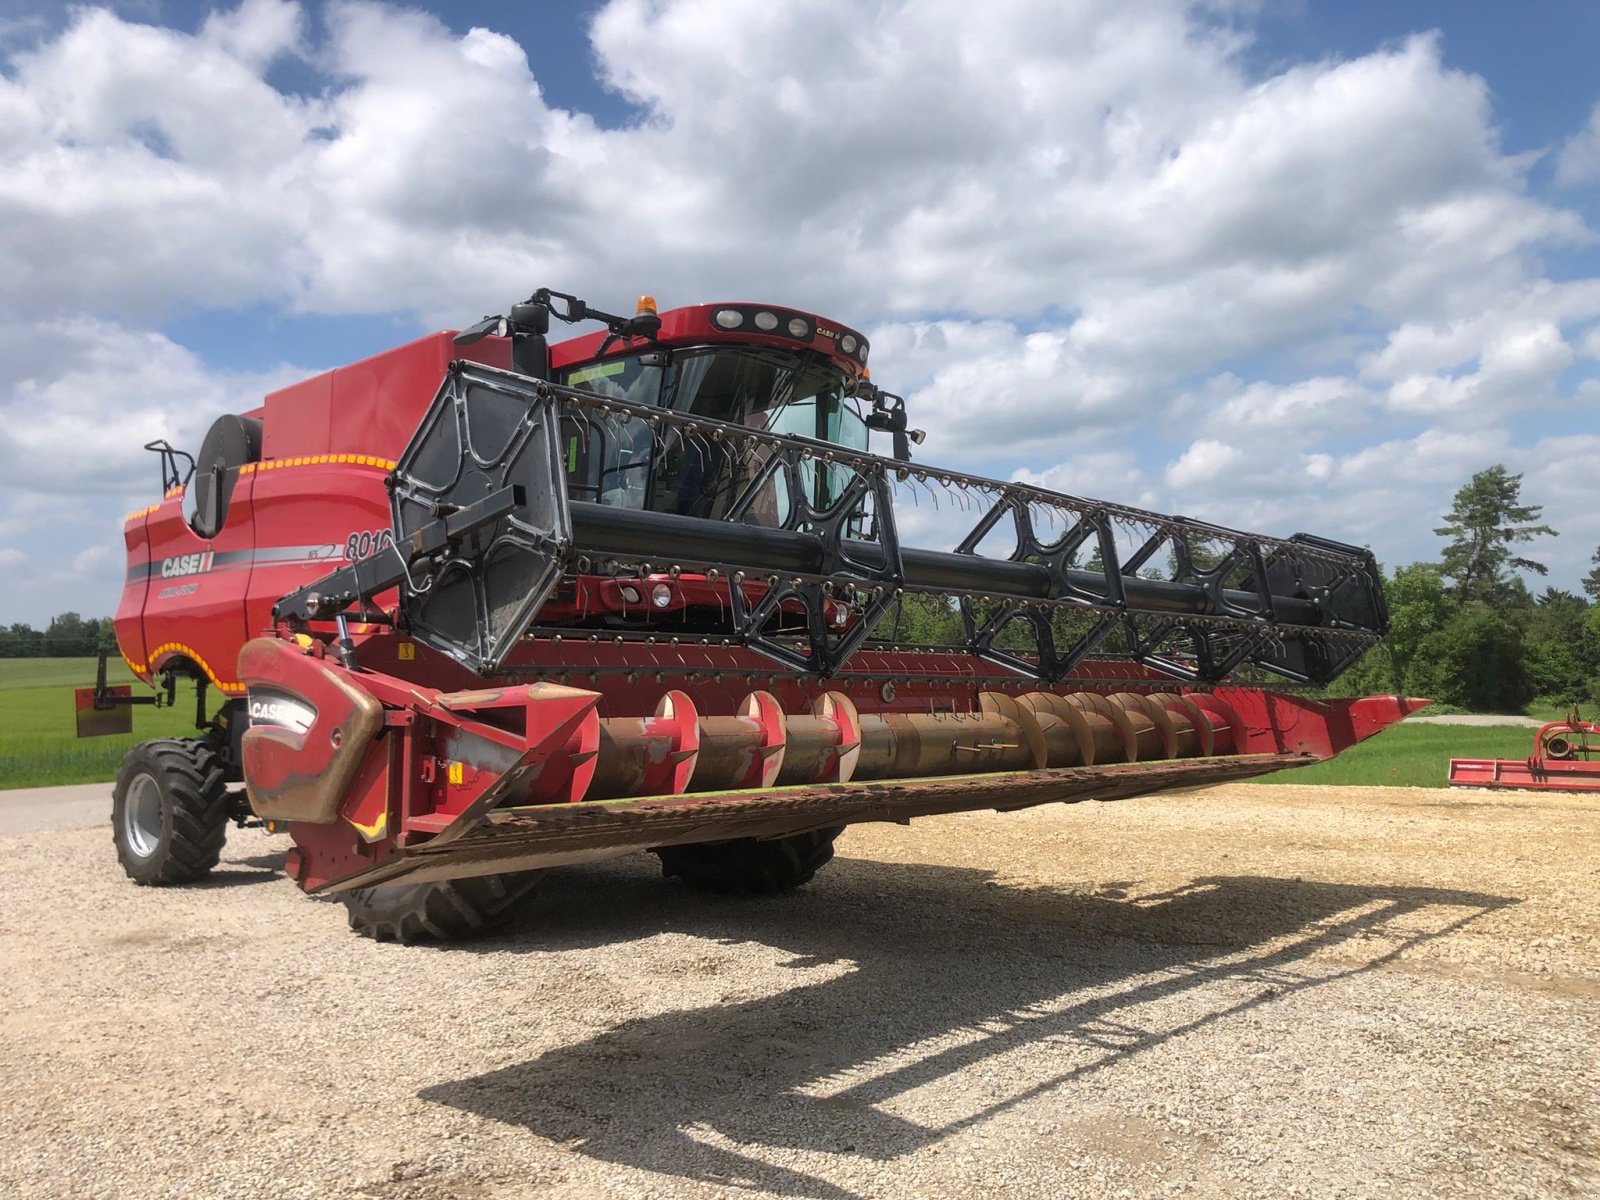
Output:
[
  {"xmin": 112, "ymin": 738, "xmax": 229, "ymax": 886},
  {"xmin": 342, "ymin": 872, "xmax": 540, "ymax": 943}
]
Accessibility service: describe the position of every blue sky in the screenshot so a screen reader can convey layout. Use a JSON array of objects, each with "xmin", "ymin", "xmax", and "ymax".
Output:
[{"xmin": 2, "ymin": 0, "xmax": 1600, "ymax": 623}]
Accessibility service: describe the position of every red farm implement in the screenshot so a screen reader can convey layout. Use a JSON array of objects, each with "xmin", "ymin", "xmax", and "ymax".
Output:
[
  {"xmin": 88, "ymin": 287, "xmax": 1417, "ymax": 940},
  {"xmin": 1449, "ymin": 713, "xmax": 1600, "ymax": 793}
]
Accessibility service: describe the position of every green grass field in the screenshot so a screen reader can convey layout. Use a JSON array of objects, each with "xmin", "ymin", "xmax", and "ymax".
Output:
[
  {"xmin": 1251, "ymin": 722, "xmax": 1539, "ymax": 789},
  {"xmin": 0, "ymin": 658, "xmax": 202, "ymax": 789}
]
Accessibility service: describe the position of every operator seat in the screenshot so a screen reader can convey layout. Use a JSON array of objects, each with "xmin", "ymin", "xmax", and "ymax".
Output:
[{"xmin": 189, "ymin": 414, "xmax": 263, "ymax": 538}]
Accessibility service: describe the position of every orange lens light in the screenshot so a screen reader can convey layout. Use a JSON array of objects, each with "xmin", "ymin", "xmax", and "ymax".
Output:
[{"xmin": 636, "ymin": 294, "xmax": 657, "ymax": 315}]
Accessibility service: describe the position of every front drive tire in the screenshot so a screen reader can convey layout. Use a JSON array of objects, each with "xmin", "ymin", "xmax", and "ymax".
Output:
[
  {"xmin": 341, "ymin": 873, "xmax": 541, "ymax": 943},
  {"xmin": 654, "ymin": 827, "xmax": 843, "ymax": 895},
  {"xmin": 112, "ymin": 739, "xmax": 229, "ymax": 886}
]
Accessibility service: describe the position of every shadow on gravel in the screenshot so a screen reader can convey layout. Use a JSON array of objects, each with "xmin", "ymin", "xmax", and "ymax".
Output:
[
  {"xmin": 422, "ymin": 857, "xmax": 1514, "ymax": 1199},
  {"xmin": 194, "ymin": 851, "xmax": 288, "ymax": 888}
]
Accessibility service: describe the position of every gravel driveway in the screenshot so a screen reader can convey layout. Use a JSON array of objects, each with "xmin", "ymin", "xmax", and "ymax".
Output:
[{"xmin": 1, "ymin": 781, "xmax": 1596, "ymax": 1199}]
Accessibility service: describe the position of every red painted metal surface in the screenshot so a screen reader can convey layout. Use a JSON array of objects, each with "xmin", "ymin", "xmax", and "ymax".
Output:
[
  {"xmin": 1448, "ymin": 757, "xmax": 1600, "ymax": 793},
  {"xmin": 237, "ymin": 637, "xmax": 384, "ymax": 823},
  {"xmin": 547, "ymin": 301, "xmax": 869, "ymax": 381}
]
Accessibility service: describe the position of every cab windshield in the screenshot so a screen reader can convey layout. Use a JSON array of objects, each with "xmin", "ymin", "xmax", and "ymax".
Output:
[
  {"xmin": 671, "ymin": 348, "xmax": 850, "ymax": 439},
  {"xmin": 561, "ymin": 347, "xmax": 867, "ymax": 523}
]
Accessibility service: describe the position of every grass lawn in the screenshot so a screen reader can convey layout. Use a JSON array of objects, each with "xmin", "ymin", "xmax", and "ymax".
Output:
[
  {"xmin": 1252, "ymin": 721, "xmax": 1538, "ymax": 789},
  {"xmin": 0, "ymin": 658, "xmax": 203, "ymax": 789},
  {"xmin": 1524, "ymin": 701, "xmax": 1588, "ymax": 724}
]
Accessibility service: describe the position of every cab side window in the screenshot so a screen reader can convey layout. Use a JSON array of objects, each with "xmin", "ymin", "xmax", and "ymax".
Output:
[{"xmin": 560, "ymin": 357, "xmax": 663, "ymax": 509}]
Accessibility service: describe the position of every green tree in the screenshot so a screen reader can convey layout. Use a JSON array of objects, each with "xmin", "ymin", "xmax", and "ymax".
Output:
[
  {"xmin": 1324, "ymin": 639, "xmax": 1394, "ymax": 698},
  {"xmin": 1583, "ymin": 547, "xmax": 1600, "ymax": 601},
  {"xmin": 43, "ymin": 612, "xmax": 94, "ymax": 657},
  {"xmin": 1583, "ymin": 606, "xmax": 1600, "ymax": 704},
  {"xmin": 1434, "ymin": 465, "xmax": 1556, "ymax": 605},
  {"xmin": 1379, "ymin": 563, "xmax": 1458, "ymax": 695},
  {"xmin": 885, "ymin": 593, "xmax": 963, "ymax": 645},
  {"xmin": 1520, "ymin": 588, "xmax": 1592, "ymax": 705},
  {"xmin": 1407, "ymin": 607, "xmax": 1533, "ymax": 712},
  {"xmin": 0, "ymin": 622, "xmax": 42, "ymax": 657}
]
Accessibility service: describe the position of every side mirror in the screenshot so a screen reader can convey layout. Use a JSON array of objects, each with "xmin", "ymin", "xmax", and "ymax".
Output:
[
  {"xmin": 509, "ymin": 301, "xmax": 550, "ymax": 335},
  {"xmin": 864, "ymin": 391, "xmax": 924, "ymax": 463}
]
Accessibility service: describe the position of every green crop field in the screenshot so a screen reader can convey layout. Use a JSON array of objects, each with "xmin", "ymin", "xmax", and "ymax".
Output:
[
  {"xmin": 0, "ymin": 658, "xmax": 202, "ymax": 789},
  {"xmin": 1251, "ymin": 721, "xmax": 1539, "ymax": 789}
]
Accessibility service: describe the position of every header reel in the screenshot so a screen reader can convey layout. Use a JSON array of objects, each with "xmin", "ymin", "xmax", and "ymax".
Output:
[{"xmin": 276, "ymin": 362, "xmax": 1387, "ymax": 687}]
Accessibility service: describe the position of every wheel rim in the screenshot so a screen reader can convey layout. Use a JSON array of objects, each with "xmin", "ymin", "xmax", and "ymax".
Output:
[{"xmin": 123, "ymin": 772, "xmax": 164, "ymax": 859}]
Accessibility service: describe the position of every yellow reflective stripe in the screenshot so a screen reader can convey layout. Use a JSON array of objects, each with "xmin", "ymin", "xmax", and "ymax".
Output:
[{"xmin": 146, "ymin": 642, "xmax": 247, "ymax": 694}]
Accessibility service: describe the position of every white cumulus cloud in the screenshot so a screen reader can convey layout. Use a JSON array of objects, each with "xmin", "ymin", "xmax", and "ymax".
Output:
[{"xmin": 1, "ymin": 0, "xmax": 1599, "ymax": 621}]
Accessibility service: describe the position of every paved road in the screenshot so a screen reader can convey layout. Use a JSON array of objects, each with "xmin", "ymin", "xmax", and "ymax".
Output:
[{"xmin": 0, "ymin": 783, "xmax": 111, "ymax": 837}]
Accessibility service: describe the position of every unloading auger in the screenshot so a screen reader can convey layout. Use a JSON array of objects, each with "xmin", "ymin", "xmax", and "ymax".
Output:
[{"xmin": 94, "ymin": 288, "xmax": 1419, "ymax": 940}]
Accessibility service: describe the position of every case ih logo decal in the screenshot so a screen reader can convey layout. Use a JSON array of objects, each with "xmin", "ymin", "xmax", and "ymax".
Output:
[
  {"xmin": 129, "ymin": 542, "xmax": 361, "ymax": 584},
  {"xmin": 160, "ymin": 551, "xmax": 214, "ymax": 578},
  {"xmin": 246, "ymin": 689, "xmax": 316, "ymax": 735}
]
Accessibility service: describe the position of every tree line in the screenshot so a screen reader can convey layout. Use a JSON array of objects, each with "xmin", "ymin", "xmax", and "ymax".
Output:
[
  {"xmin": 1333, "ymin": 464, "xmax": 1594, "ymax": 713},
  {"xmin": 3, "ymin": 465, "xmax": 1587, "ymax": 713},
  {"xmin": 0, "ymin": 613, "xmax": 118, "ymax": 658}
]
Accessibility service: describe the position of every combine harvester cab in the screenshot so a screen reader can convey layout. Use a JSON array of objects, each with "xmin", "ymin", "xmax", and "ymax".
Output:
[{"xmin": 96, "ymin": 287, "xmax": 1423, "ymax": 940}]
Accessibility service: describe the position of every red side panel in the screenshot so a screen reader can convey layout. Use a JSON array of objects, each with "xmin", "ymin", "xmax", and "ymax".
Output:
[
  {"xmin": 1202, "ymin": 689, "xmax": 1429, "ymax": 759},
  {"xmin": 1066, "ymin": 665, "xmax": 1425, "ymax": 759},
  {"xmin": 242, "ymin": 461, "xmax": 394, "ymax": 636},
  {"xmin": 326, "ymin": 335, "xmax": 450, "ymax": 463},
  {"xmin": 261, "ymin": 371, "xmax": 333, "ymax": 461},
  {"xmin": 237, "ymin": 637, "xmax": 385, "ymax": 823},
  {"xmin": 139, "ymin": 479, "xmax": 256, "ymax": 694},
  {"xmin": 115, "ymin": 507, "xmax": 155, "ymax": 680},
  {"xmin": 240, "ymin": 332, "xmax": 518, "ymax": 636},
  {"xmin": 1449, "ymin": 757, "xmax": 1600, "ymax": 792},
  {"xmin": 456, "ymin": 336, "xmax": 513, "ymax": 372},
  {"xmin": 266, "ymin": 332, "xmax": 513, "ymax": 466}
]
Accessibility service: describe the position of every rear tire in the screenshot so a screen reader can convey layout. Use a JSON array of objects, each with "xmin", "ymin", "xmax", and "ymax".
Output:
[
  {"xmin": 654, "ymin": 827, "xmax": 843, "ymax": 895},
  {"xmin": 112, "ymin": 739, "xmax": 229, "ymax": 885},
  {"xmin": 341, "ymin": 873, "xmax": 540, "ymax": 943}
]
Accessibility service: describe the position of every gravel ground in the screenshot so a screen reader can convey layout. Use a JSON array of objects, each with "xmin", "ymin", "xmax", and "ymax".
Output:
[{"xmin": 1, "ymin": 782, "xmax": 1596, "ymax": 1200}]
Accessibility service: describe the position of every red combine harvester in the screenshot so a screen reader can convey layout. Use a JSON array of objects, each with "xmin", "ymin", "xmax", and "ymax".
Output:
[
  {"xmin": 1449, "ymin": 713, "xmax": 1600, "ymax": 793},
  {"xmin": 90, "ymin": 287, "xmax": 1418, "ymax": 940}
]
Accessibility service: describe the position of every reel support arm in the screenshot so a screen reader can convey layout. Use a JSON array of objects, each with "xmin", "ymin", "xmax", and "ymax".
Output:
[{"xmin": 273, "ymin": 486, "xmax": 523, "ymax": 625}]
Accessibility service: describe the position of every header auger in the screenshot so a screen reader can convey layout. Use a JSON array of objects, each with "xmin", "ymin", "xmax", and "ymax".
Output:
[{"xmin": 96, "ymin": 288, "xmax": 1420, "ymax": 940}]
